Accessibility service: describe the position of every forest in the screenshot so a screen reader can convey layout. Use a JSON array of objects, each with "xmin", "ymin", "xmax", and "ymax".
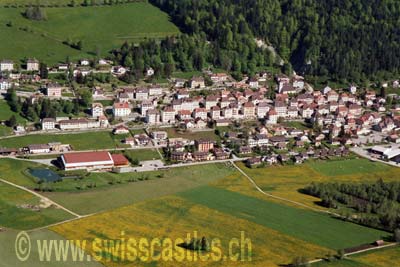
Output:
[
  {"xmin": 302, "ymin": 179, "xmax": 400, "ymax": 232},
  {"xmin": 114, "ymin": 0, "xmax": 400, "ymax": 82}
]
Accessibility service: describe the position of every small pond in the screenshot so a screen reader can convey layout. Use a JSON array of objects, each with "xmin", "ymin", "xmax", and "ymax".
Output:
[{"xmin": 29, "ymin": 169, "xmax": 62, "ymax": 182}]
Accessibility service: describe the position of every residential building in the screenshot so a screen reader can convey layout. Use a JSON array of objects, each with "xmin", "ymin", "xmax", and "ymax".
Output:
[
  {"xmin": 135, "ymin": 87, "xmax": 149, "ymax": 100},
  {"xmin": 161, "ymin": 107, "xmax": 176, "ymax": 124},
  {"xmin": 0, "ymin": 60, "xmax": 14, "ymax": 72},
  {"xmin": 267, "ymin": 109, "xmax": 278, "ymax": 124},
  {"xmin": 189, "ymin": 76, "xmax": 205, "ymax": 89},
  {"xmin": 46, "ymin": 83, "xmax": 62, "ymax": 98},
  {"xmin": 92, "ymin": 103, "xmax": 104, "ymax": 118},
  {"xmin": 26, "ymin": 144, "xmax": 51, "ymax": 154},
  {"xmin": 275, "ymin": 101, "xmax": 287, "ymax": 118},
  {"xmin": 209, "ymin": 106, "xmax": 220, "ymax": 120},
  {"xmin": 41, "ymin": 118, "xmax": 56, "ymax": 130},
  {"xmin": 193, "ymin": 108, "xmax": 207, "ymax": 120},
  {"xmin": 243, "ymin": 102, "xmax": 255, "ymax": 118},
  {"xmin": 113, "ymin": 102, "xmax": 131, "ymax": 117},
  {"xmin": 27, "ymin": 59, "xmax": 39, "ymax": 71},
  {"xmin": 141, "ymin": 100, "xmax": 153, "ymax": 116},
  {"xmin": 149, "ymin": 85, "xmax": 163, "ymax": 96},
  {"xmin": 146, "ymin": 109, "xmax": 160, "ymax": 124},
  {"xmin": 195, "ymin": 139, "xmax": 214, "ymax": 152},
  {"xmin": 113, "ymin": 125, "xmax": 130, "ymax": 135}
]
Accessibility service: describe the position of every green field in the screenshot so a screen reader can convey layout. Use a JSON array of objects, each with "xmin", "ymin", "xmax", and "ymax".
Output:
[
  {"xmin": 0, "ymin": 158, "xmax": 45, "ymax": 186},
  {"xmin": 159, "ymin": 127, "xmax": 219, "ymax": 141},
  {"xmin": 122, "ymin": 148, "xmax": 160, "ymax": 162},
  {"xmin": 44, "ymin": 163, "xmax": 236, "ymax": 214},
  {"xmin": 0, "ymin": 3, "xmax": 179, "ymax": 64},
  {"xmin": 0, "ymin": 100, "xmax": 26, "ymax": 124},
  {"xmin": 0, "ymin": 229, "xmax": 102, "ymax": 267},
  {"xmin": 308, "ymin": 158, "xmax": 391, "ymax": 176},
  {"xmin": 0, "ymin": 0, "xmax": 90, "ymax": 5},
  {"xmin": 0, "ymin": 131, "xmax": 130, "ymax": 150},
  {"xmin": 0, "ymin": 124, "xmax": 12, "ymax": 137},
  {"xmin": 178, "ymin": 186, "xmax": 389, "ymax": 250},
  {"xmin": 0, "ymin": 182, "xmax": 73, "ymax": 230}
]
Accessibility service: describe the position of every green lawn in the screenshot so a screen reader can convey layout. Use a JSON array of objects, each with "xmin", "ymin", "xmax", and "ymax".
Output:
[
  {"xmin": 159, "ymin": 127, "xmax": 219, "ymax": 141},
  {"xmin": 44, "ymin": 163, "xmax": 236, "ymax": 214},
  {"xmin": 172, "ymin": 71, "xmax": 203, "ymax": 79},
  {"xmin": 122, "ymin": 148, "xmax": 160, "ymax": 162},
  {"xmin": 308, "ymin": 158, "xmax": 391, "ymax": 176},
  {"xmin": 0, "ymin": 131, "xmax": 129, "ymax": 150},
  {"xmin": 0, "ymin": 3, "xmax": 179, "ymax": 64},
  {"xmin": 0, "ymin": 182, "xmax": 73, "ymax": 230},
  {"xmin": 0, "ymin": 229, "xmax": 102, "ymax": 267},
  {"xmin": 0, "ymin": 158, "xmax": 43, "ymax": 186},
  {"xmin": 178, "ymin": 186, "xmax": 389, "ymax": 250}
]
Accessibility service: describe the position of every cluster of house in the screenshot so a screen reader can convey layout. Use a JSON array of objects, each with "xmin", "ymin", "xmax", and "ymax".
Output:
[
  {"xmin": 0, "ymin": 59, "xmax": 40, "ymax": 91},
  {"xmin": 0, "ymin": 142, "xmax": 72, "ymax": 156},
  {"xmin": 245, "ymin": 147, "xmax": 350, "ymax": 168},
  {"xmin": 170, "ymin": 139, "xmax": 230, "ymax": 162},
  {"xmin": 42, "ymin": 102, "xmax": 109, "ymax": 131},
  {"xmin": 111, "ymin": 85, "xmax": 164, "ymax": 119},
  {"xmin": 107, "ymin": 73, "xmax": 399, "ymax": 146}
]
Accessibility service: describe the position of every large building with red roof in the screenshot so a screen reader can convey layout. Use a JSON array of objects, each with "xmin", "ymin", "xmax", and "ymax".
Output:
[{"xmin": 60, "ymin": 151, "xmax": 129, "ymax": 171}]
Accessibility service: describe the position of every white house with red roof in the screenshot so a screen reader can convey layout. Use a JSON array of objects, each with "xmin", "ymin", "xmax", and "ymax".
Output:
[{"xmin": 113, "ymin": 102, "xmax": 131, "ymax": 117}]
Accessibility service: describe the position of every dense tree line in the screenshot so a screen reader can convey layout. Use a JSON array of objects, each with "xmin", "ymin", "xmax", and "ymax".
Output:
[
  {"xmin": 112, "ymin": 30, "xmax": 276, "ymax": 80},
  {"xmin": 5, "ymin": 88, "xmax": 91, "ymax": 125},
  {"xmin": 302, "ymin": 179, "xmax": 400, "ymax": 232},
  {"xmin": 149, "ymin": 0, "xmax": 400, "ymax": 82}
]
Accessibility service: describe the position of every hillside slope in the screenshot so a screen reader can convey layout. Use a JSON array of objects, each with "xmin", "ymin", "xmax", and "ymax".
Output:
[{"xmin": 0, "ymin": 2, "xmax": 179, "ymax": 64}]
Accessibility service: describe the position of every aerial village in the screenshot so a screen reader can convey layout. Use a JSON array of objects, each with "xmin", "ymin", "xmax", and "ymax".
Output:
[{"xmin": 0, "ymin": 58, "xmax": 400, "ymax": 172}]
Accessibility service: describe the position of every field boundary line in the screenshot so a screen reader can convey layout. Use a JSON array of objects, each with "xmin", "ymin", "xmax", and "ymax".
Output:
[
  {"xmin": 230, "ymin": 161, "xmax": 340, "ymax": 216},
  {"xmin": 308, "ymin": 243, "xmax": 399, "ymax": 265},
  {"xmin": 0, "ymin": 178, "xmax": 81, "ymax": 218}
]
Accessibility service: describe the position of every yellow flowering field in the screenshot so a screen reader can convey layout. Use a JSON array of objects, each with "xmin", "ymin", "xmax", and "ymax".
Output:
[{"xmin": 51, "ymin": 196, "xmax": 332, "ymax": 267}]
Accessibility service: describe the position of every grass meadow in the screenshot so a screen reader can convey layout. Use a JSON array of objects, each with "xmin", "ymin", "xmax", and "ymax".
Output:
[
  {"xmin": 225, "ymin": 159, "xmax": 400, "ymax": 211},
  {"xmin": 44, "ymin": 163, "xmax": 236, "ymax": 214},
  {"xmin": 0, "ymin": 3, "xmax": 179, "ymax": 64},
  {"xmin": 0, "ymin": 181, "xmax": 73, "ymax": 230},
  {"xmin": 122, "ymin": 148, "xmax": 160, "ymax": 162},
  {"xmin": 307, "ymin": 158, "xmax": 391, "ymax": 176},
  {"xmin": 0, "ymin": 130, "xmax": 130, "ymax": 150},
  {"xmin": 178, "ymin": 186, "xmax": 388, "ymax": 250}
]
